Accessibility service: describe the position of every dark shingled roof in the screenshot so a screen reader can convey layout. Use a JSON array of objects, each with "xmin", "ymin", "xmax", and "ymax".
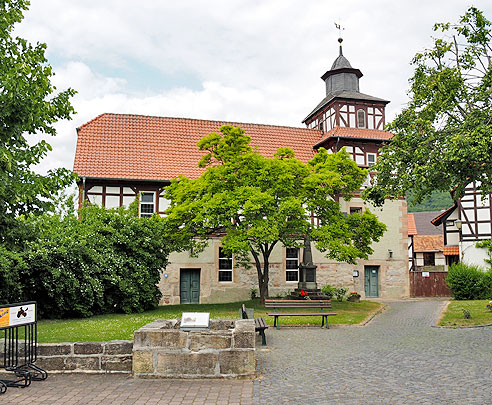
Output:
[
  {"xmin": 303, "ymin": 91, "xmax": 390, "ymax": 123},
  {"xmin": 412, "ymin": 211, "xmax": 443, "ymax": 235}
]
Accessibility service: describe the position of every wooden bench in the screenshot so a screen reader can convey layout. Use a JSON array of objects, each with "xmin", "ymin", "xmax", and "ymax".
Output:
[
  {"xmin": 264, "ymin": 299, "xmax": 336, "ymax": 329},
  {"xmin": 240, "ymin": 304, "xmax": 267, "ymax": 346}
]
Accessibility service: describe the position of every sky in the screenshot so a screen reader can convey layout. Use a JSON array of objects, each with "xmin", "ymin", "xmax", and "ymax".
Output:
[{"xmin": 13, "ymin": 0, "xmax": 492, "ymax": 174}]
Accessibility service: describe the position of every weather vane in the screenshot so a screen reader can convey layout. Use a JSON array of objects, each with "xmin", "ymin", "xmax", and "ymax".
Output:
[
  {"xmin": 334, "ymin": 21, "xmax": 345, "ymax": 54},
  {"xmin": 334, "ymin": 21, "xmax": 344, "ymax": 40}
]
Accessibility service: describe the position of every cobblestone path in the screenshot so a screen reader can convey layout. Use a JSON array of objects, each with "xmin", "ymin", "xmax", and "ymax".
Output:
[{"xmin": 255, "ymin": 300, "xmax": 492, "ymax": 404}]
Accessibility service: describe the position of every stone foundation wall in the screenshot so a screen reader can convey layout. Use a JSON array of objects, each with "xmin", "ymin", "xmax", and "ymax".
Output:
[
  {"xmin": 133, "ymin": 319, "xmax": 256, "ymax": 378},
  {"xmin": 36, "ymin": 340, "xmax": 133, "ymax": 373}
]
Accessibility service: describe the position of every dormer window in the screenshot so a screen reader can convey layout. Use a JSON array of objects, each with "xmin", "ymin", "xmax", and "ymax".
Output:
[{"xmin": 357, "ymin": 109, "xmax": 366, "ymax": 128}]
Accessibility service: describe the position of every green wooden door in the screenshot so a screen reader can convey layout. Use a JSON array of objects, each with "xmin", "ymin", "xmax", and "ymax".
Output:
[
  {"xmin": 364, "ymin": 266, "xmax": 379, "ymax": 297},
  {"xmin": 180, "ymin": 269, "xmax": 200, "ymax": 304}
]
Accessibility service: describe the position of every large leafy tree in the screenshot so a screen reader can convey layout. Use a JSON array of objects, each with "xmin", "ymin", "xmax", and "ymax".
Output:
[
  {"xmin": 165, "ymin": 126, "xmax": 386, "ymax": 304},
  {"xmin": 0, "ymin": 0, "xmax": 76, "ymax": 244},
  {"xmin": 366, "ymin": 7, "xmax": 492, "ymax": 205}
]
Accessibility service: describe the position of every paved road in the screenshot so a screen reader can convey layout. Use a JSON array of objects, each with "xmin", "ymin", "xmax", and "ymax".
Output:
[
  {"xmin": 255, "ymin": 300, "xmax": 492, "ymax": 404},
  {"xmin": 3, "ymin": 301, "xmax": 492, "ymax": 404}
]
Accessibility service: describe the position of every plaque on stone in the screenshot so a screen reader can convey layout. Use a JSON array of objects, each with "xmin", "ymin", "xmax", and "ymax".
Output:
[{"xmin": 180, "ymin": 312, "xmax": 210, "ymax": 331}]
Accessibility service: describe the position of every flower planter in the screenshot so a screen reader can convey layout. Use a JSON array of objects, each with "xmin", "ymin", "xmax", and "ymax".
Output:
[{"xmin": 347, "ymin": 296, "xmax": 360, "ymax": 303}]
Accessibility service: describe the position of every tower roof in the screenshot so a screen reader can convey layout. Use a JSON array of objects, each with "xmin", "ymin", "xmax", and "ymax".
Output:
[
  {"xmin": 302, "ymin": 39, "xmax": 389, "ymax": 125},
  {"xmin": 331, "ymin": 54, "xmax": 352, "ymax": 70}
]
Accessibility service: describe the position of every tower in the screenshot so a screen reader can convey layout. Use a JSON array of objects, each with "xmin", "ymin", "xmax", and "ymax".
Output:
[{"xmin": 303, "ymin": 38, "xmax": 389, "ymax": 133}]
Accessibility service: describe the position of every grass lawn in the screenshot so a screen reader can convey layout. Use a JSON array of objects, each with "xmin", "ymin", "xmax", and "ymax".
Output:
[
  {"xmin": 439, "ymin": 300, "xmax": 492, "ymax": 327},
  {"xmin": 37, "ymin": 299, "xmax": 382, "ymax": 343}
]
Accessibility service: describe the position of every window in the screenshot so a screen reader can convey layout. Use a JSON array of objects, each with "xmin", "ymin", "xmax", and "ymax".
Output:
[
  {"xmin": 218, "ymin": 247, "xmax": 233, "ymax": 282},
  {"xmin": 350, "ymin": 207, "xmax": 362, "ymax": 215},
  {"xmin": 357, "ymin": 109, "xmax": 366, "ymax": 128},
  {"xmin": 286, "ymin": 248, "xmax": 299, "ymax": 282},
  {"xmin": 367, "ymin": 153, "xmax": 377, "ymax": 168},
  {"xmin": 318, "ymin": 121, "xmax": 324, "ymax": 132},
  {"xmin": 447, "ymin": 255, "xmax": 459, "ymax": 266},
  {"xmin": 139, "ymin": 192, "xmax": 155, "ymax": 217},
  {"xmin": 423, "ymin": 252, "xmax": 435, "ymax": 266}
]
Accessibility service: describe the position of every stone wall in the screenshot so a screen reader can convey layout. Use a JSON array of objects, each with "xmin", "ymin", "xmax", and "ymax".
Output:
[
  {"xmin": 36, "ymin": 340, "xmax": 133, "ymax": 373},
  {"xmin": 133, "ymin": 319, "xmax": 255, "ymax": 378}
]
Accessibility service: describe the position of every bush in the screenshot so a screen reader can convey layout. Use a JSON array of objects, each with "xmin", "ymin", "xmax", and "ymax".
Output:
[
  {"xmin": 446, "ymin": 263, "xmax": 492, "ymax": 300},
  {"xmin": 0, "ymin": 245, "xmax": 25, "ymax": 304},
  {"xmin": 321, "ymin": 284, "xmax": 334, "ymax": 299},
  {"xmin": 19, "ymin": 204, "xmax": 172, "ymax": 318},
  {"xmin": 333, "ymin": 286, "xmax": 348, "ymax": 302}
]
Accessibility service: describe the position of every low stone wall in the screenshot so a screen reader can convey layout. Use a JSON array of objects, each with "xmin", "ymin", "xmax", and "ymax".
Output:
[
  {"xmin": 36, "ymin": 340, "xmax": 133, "ymax": 373},
  {"xmin": 133, "ymin": 319, "xmax": 256, "ymax": 378}
]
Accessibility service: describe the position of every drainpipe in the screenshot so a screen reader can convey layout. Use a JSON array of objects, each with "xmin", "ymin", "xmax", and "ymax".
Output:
[
  {"xmin": 335, "ymin": 137, "xmax": 340, "ymax": 153},
  {"xmin": 82, "ymin": 177, "xmax": 86, "ymax": 206}
]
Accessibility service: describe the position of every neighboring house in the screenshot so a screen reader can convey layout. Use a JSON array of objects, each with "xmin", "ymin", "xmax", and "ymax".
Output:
[
  {"xmin": 73, "ymin": 43, "xmax": 409, "ymax": 304},
  {"xmin": 432, "ymin": 183, "xmax": 492, "ymax": 268},
  {"xmin": 408, "ymin": 212, "xmax": 445, "ymax": 272}
]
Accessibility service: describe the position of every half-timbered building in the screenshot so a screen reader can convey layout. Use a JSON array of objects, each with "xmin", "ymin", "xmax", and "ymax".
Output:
[
  {"xmin": 432, "ymin": 183, "xmax": 492, "ymax": 268},
  {"xmin": 73, "ymin": 43, "xmax": 410, "ymax": 304}
]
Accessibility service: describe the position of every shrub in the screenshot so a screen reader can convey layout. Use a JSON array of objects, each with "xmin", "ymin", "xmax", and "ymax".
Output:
[
  {"xmin": 0, "ymin": 245, "xmax": 25, "ymax": 304},
  {"xmin": 321, "ymin": 284, "xmax": 334, "ymax": 299},
  {"xmin": 446, "ymin": 263, "xmax": 492, "ymax": 300},
  {"xmin": 20, "ymin": 204, "xmax": 172, "ymax": 318},
  {"xmin": 333, "ymin": 286, "xmax": 348, "ymax": 302}
]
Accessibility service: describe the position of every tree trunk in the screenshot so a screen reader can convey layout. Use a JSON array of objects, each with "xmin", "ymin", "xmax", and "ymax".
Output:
[
  {"xmin": 250, "ymin": 243, "xmax": 277, "ymax": 305},
  {"xmin": 250, "ymin": 246, "xmax": 269, "ymax": 305}
]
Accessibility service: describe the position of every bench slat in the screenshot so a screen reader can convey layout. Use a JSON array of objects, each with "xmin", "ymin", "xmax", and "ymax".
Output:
[{"xmin": 267, "ymin": 312, "xmax": 336, "ymax": 316}]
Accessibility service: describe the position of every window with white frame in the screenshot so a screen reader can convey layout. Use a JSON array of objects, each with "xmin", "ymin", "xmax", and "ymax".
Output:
[
  {"xmin": 218, "ymin": 247, "xmax": 233, "ymax": 282},
  {"xmin": 286, "ymin": 248, "xmax": 299, "ymax": 282},
  {"xmin": 367, "ymin": 153, "xmax": 377, "ymax": 168},
  {"xmin": 139, "ymin": 192, "xmax": 155, "ymax": 217},
  {"xmin": 349, "ymin": 207, "xmax": 362, "ymax": 215}
]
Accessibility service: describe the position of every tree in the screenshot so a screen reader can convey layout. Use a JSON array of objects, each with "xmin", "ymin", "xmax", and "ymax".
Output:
[
  {"xmin": 0, "ymin": 0, "xmax": 76, "ymax": 245},
  {"xmin": 165, "ymin": 125, "xmax": 386, "ymax": 304},
  {"xmin": 366, "ymin": 7, "xmax": 492, "ymax": 206}
]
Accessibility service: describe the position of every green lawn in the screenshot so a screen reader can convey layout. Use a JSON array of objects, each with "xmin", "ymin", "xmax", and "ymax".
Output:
[
  {"xmin": 439, "ymin": 300, "xmax": 492, "ymax": 327},
  {"xmin": 37, "ymin": 299, "xmax": 382, "ymax": 343}
]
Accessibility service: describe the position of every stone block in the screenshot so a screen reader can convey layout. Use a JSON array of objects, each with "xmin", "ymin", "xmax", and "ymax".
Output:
[
  {"xmin": 74, "ymin": 342, "xmax": 103, "ymax": 355},
  {"xmin": 37, "ymin": 343, "xmax": 72, "ymax": 356},
  {"xmin": 134, "ymin": 330, "xmax": 187, "ymax": 349},
  {"xmin": 233, "ymin": 331, "xmax": 255, "ymax": 349},
  {"xmin": 219, "ymin": 350, "xmax": 255, "ymax": 375},
  {"xmin": 66, "ymin": 356, "xmax": 100, "ymax": 371},
  {"xmin": 235, "ymin": 319, "xmax": 255, "ymax": 332},
  {"xmin": 36, "ymin": 356, "xmax": 70, "ymax": 371},
  {"xmin": 101, "ymin": 355, "xmax": 132, "ymax": 372},
  {"xmin": 210, "ymin": 319, "xmax": 235, "ymax": 330},
  {"xmin": 104, "ymin": 341, "xmax": 133, "ymax": 355},
  {"xmin": 132, "ymin": 350, "xmax": 154, "ymax": 374},
  {"xmin": 189, "ymin": 333, "xmax": 231, "ymax": 351},
  {"xmin": 156, "ymin": 352, "xmax": 217, "ymax": 376}
]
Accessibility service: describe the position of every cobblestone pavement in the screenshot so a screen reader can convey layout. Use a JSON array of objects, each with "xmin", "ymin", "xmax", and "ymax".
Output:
[
  {"xmin": 1, "ymin": 374, "xmax": 253, "ymax": 404},
  {"xmin": 3, "ymin": 301, "xmax": 492, "ymax": 404},
  {"xmin": 255, "ymin": 300, "xmax": 492, "ymax": 404}
]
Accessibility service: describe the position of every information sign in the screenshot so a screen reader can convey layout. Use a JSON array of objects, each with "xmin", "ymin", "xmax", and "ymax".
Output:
[
  {"xmin": 0, "ymin": 302, "xmax": 37, "ymax": 329},
  {"xmin": 180, "ymin": 312, "xmax": 210, "ymax": 331}
]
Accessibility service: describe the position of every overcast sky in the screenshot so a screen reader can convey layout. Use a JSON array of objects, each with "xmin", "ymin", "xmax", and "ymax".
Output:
[{"xmin": 14, "ymin": 0, "xmax": 492, "ymax": 174}]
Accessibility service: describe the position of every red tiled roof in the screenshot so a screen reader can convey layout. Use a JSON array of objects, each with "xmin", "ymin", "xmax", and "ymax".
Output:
[
  {"xmin": 313, "ymin": 126, "xmax": 393, "ymax": 148},
  {"xmin": 413, "ymin": 235, "xmax": 444, "ymax": 252},
  {"xmin": 408, "ymin": 213, "xmax": 417, "ymax": 236},
  {"xmin": 74, "ymin": 114, "xmax": 323, "ymax": 181},
  {"xmin": 443, "ymin": 246, "xmax": 459, "ymax": 256}
]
